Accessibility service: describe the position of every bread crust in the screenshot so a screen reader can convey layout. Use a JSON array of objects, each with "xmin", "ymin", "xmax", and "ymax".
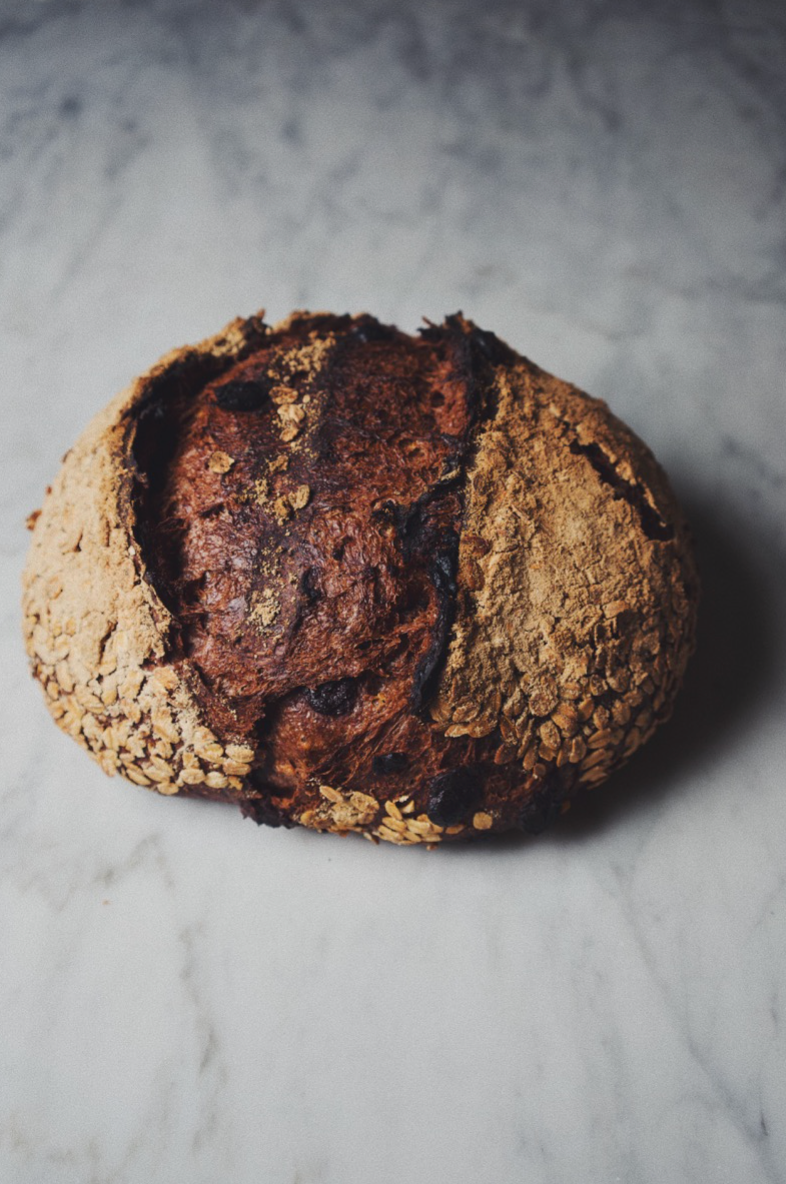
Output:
[
  {"xmin": 22, "ymin": 315, "xmax": 269, "ymax": 801},
  {"xmin": 22, "ymin": 310, "xmax": 698, "ymax": 844}
]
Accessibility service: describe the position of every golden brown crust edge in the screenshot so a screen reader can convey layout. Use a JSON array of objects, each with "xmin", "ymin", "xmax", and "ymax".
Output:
[
  {"xmin": 22, "ymin": 311, "xmax": 698, "ymax": 845},
  {"xmin": 21, "ymin": 314, "xmax": 270, "ymax": 801}
]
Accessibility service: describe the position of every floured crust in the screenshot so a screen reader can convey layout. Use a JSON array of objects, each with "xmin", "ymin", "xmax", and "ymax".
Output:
[
  {"xmin": 21, "ymin": 316, "xmax": 268, "ymax": 799},
  {"xmin": 429, "ymin": 359, "xmax": 697, "ymax": 834},
  {"xmin": 22, "ymin": 311, "xmax": 698, "ymax": 845}
]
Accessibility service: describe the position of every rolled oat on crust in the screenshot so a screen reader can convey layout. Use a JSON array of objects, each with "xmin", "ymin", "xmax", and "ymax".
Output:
[{"xmin": 22, "ymin": 310, "xmax": 698, "ymax": 845}]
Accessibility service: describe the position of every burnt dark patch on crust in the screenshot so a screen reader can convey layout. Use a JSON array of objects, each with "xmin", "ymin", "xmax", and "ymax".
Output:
[
  {"xmin": 300, "ymin": 566, "xmax": 322, "ymax": 603},
  {"xmin": 214, "ymin": 378, "xmax": 272, "ymax": 412},
  {"xmin": 303, "ymin": 678, "xmax": 358, "ymax": 717},
  {"xmin": 410, "ymin": 532, "xmax": 460, "ymax": 713},
  {"xmin": 128, "ymin": 323, "xmax": 270, "ymax": 626},
  {"xmin": 405, "ymin": 316, "xmax": 505, "ymax": 714},
  {"xmin": 568, "ymin": 439, "xmax": 674, "ymax": 542},
  {"xmin": 131, "ymin": 371, "xmax": 195, "ymax": 498},
  {"xmin": 419, "ymin": 313, "xmax": 509, "ymax": 426},
  {"xmin": 427, "ymin": 766, "xmax": 484, "ymax": 826},
  {"xmin": 351, "ymin": 315, "xmax": 398, "ymax": 344},
  {"xmin": 131, "ymin": 378, "xmax": 207, "ymax": 641},
  {"xmin": 375, "ymin": 472, "xmax": 462, "ymax": 554},
  {"xmin": 372, "ymin": 752, "xmax": 409, "ymax": 775},
  {"xmin": 517, "ymin": 793, "xmax": 562, "ymax": 836},
  {"xmin": 240, "ymin": 792, "xmax": 297, "ymax": 829},
  {"xmin": 240, "ymin": 764, "xmax": 299, "ymax": 830},
  {"xmin": 517, "ymin": 769, "xmax": 574, "ymax": 835},
  {"xmin": 462, "ymin": 323, "xmax": 517, "ymax": 367}
]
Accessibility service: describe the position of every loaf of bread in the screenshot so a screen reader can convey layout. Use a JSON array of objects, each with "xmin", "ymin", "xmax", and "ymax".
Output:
[{"xmin": 22, "ymin": 311, "xmax": 698, "ymax": 845}]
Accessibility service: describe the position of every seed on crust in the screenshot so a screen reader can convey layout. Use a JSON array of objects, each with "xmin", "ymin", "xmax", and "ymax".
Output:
[
  {"xmin": 99, "ymin": 750, "xmax": 119, "ymax": 775},
  {"xmin": 277, "ymin": 403, "xmax": 306, "ymax": 427},
  {"xmin": 223, "ymin": 759, "xmax": 252, "ymax": 777},
  {"xmin": 568, "ymin": 735, "xmax": 587, "ymax": 763},
  {"xmin": 581, "ymin": 765, "xmax": 610, "ymax": 786},
  {"xmin": 270, "ymin": 384, "xmax": 299, "ymax": 405},
  {"xmin": 179, "ymin": 767, "xmax": 206, "ymax": 785},
  {"xmin": 588, "ymin": 729, "xmax": 615, "ymax": 750},
  {"xmin": 75, "ymin": 686, "xmax": 104, "ymax": 714},
  {"xmin": 538, "ymin": 720, "xmax": 560, "ymax": 749},
  {"xmin": 226, "ymin": 743, "xmax": 255, "ymax": 764},
  {"xmin": 552, "ymin": 704, "xmax": 579, "ymax": 735},
  {"xmin": 143, "ymin": 764, "xmax": 171, "ymax": 783},
  {"xmin": 498, "ymin": 714, "xmax": 517, "ymax": 746},
  {"xmin": 580, "ymin": 748, "xmax": 610, "ymax": 771},
  {"xmin": 515, "ymin": 714, "xmax": 535, "ymax": 741},
  {"xmin": 452, "ymin": 698, "xmax": 480, "ymax": 724},
  {"xmin": 119, "ymin": 670, "xmax": 145, "ymax": 701},
  {"xmin": 151, "ymin": 708, "xmax": 180, "ymax": 745},
  {"xmin": 467, "ymin": 717, "xmax": 496, "ymax": 739},
  {"xmin": 205, "ymin": 771, "xmax": 229, "ymax": 790},
  {"xmin": 55, "ymin": 661, "xmax": 75, "ymax": 693},
  {"xmin": 273, "ymin": 495, "xmax": 293, "ymax": 523},
  {"xmin": 522, "ymin": 745, "xmax": 539, "ymax": 771},
  {"xmin": 377, "ymin": 823, "xmax": 406, "ymax": 844},
  {"xmin": 604, "ymin": 600, "xmax": 630, "ymax": 619},
  {"xmin": 406, "ymin": 818, "xmax": 434, "ymax": 836},
  {"xmin": 612, "ymin": 700, "xmax": 631, "ymax": 726},
  {"xmin": 207, "ymin": 450, "xmax": 235, "ymax": 474},
  {"xmin": 126, "ymin": 767, "xmax": 152, "ymax": 787},
  {"xmin": 577, "ymin": 697, "xmax": 594, "ymax": 721},
  {"xmin": 289, "ymin": 484, "xmax": 311, "ymax": 511},
  {"xmin": 528, "ymin": 682, "xmax": 559, "ymax": 717}
]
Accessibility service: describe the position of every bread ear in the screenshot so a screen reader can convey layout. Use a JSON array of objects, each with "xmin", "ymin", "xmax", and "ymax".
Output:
[{"xmin": 22, "ymin": 313, "xmax": 268, "ymax": 800}]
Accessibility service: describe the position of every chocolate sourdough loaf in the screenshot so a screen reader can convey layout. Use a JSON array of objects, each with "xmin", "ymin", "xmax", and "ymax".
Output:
[{"xmin": 22, "ymin": 311, "xmax": 698, "ymax": 845}]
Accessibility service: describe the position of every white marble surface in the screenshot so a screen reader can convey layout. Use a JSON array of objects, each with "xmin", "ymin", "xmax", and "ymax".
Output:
[{"xmin": 2, "ymin": 1, "xmax": 786, "ymax": 1181}]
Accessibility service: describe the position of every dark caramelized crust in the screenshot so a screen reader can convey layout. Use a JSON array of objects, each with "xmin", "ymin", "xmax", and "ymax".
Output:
[{"xmin": 136, "ymin": 313, "xmax": 527, "ymax": 827}]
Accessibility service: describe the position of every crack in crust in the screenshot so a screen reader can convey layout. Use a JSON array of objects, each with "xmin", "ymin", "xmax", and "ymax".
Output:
[{"xmin": 22, "ymin": 310, "xmax": 699, "ymax": 844}]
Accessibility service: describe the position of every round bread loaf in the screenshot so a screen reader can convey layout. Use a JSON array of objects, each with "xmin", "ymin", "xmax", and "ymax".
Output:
[{"xmin": 22, "ymin": 311, "xmax": 698, "ymax": 845}]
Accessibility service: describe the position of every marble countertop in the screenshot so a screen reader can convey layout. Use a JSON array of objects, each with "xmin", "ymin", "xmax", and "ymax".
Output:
[{"xmin": 2, "ymin": 2, "xmax": 785, "ymax": 1181}]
